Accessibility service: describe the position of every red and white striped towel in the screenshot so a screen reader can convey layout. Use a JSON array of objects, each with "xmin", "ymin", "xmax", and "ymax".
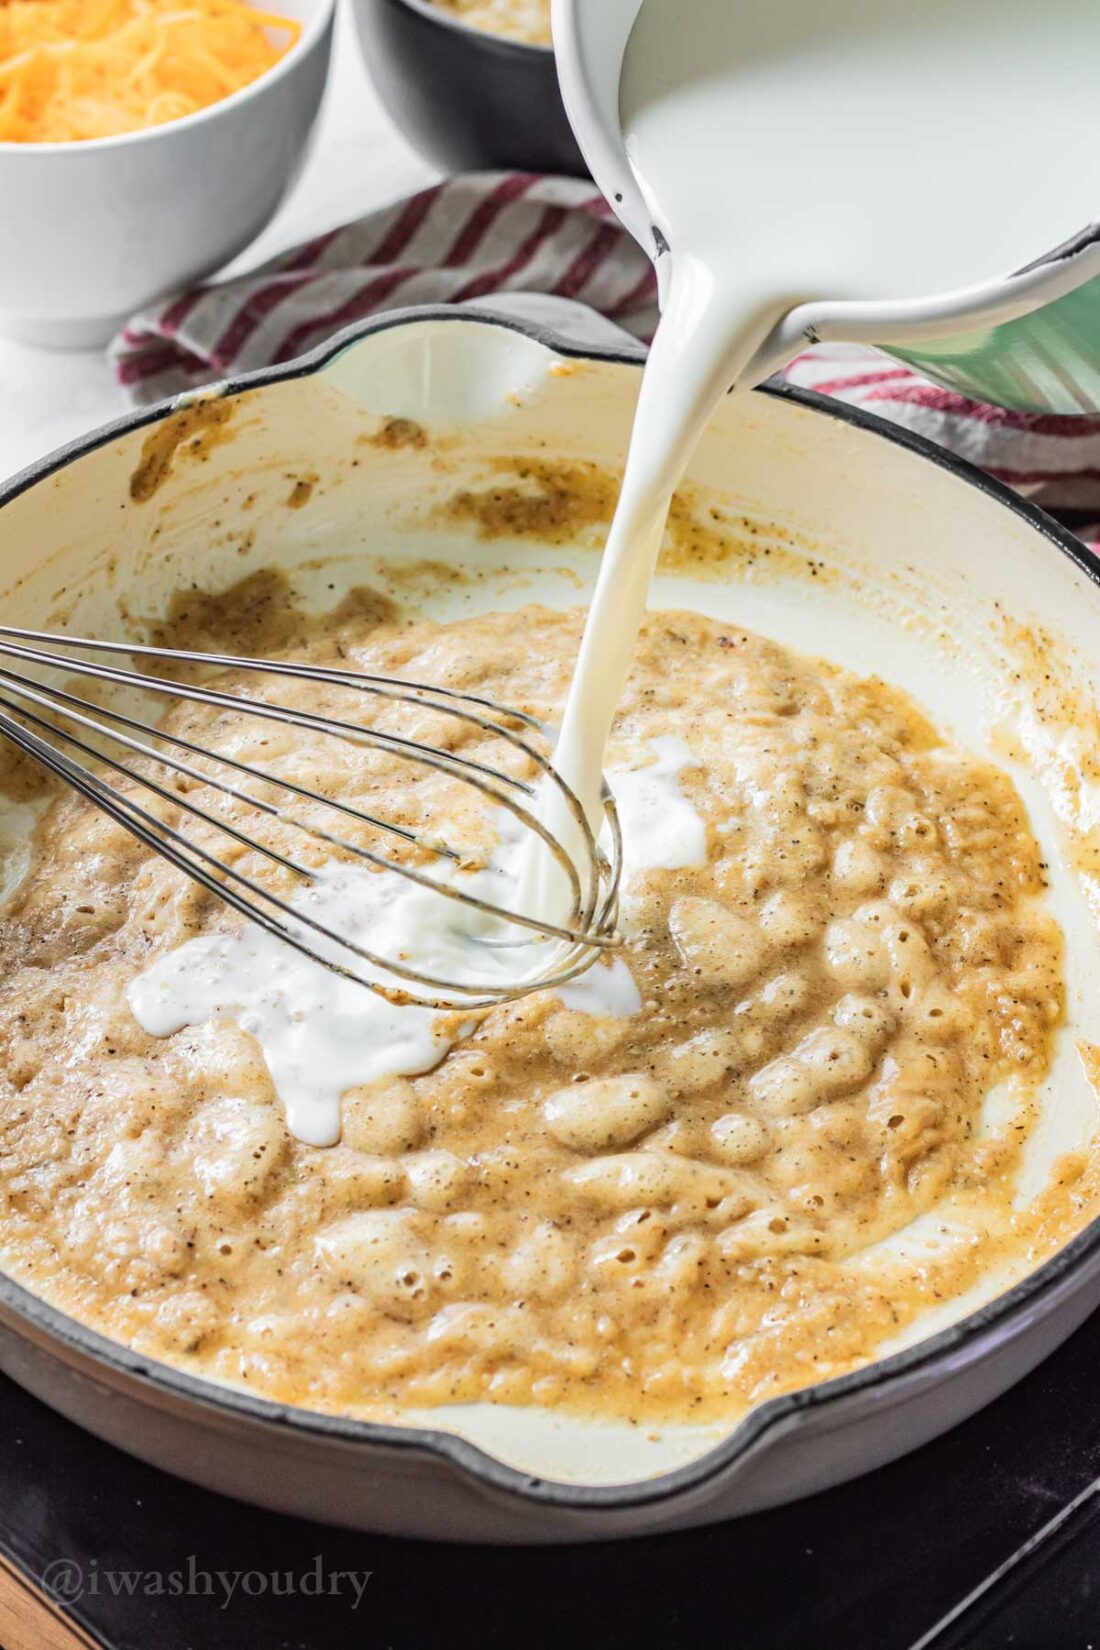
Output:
[
  {"xmin": 112, "ymin": 171, "xmax": 1100, "ymax": 520},
  {"xmin": 113, "ymin": 173, "xmax": 657, "ymax": 400}
]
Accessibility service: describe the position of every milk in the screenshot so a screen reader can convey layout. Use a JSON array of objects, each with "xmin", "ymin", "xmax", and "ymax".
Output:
[
  {"xmin": 129, "ymin": 744, "xmax": 697, "ymax": 1144},
  {"xmin": 549, "ymin": 0, "xmax": 1100, "ymax": 832}
]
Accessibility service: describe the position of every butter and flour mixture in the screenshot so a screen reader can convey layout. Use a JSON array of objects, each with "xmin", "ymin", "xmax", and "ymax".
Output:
[{"xmin": 0, "ymin": 574, "xmax": 1074, "ymax": 1422}]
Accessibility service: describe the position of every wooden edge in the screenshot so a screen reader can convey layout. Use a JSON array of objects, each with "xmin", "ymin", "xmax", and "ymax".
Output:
[{"xmin": 0, "ymin": 1550, "xmax": 102, "ymax": 1650}]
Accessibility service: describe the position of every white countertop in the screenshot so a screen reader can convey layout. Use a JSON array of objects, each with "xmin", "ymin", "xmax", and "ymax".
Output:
[{"xmin": 0, "ymin": 0, "xmax": 438, "ymax": 485}]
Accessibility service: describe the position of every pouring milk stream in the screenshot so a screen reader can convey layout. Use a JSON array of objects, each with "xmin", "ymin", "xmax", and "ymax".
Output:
[
  {"xmin": 133, "ymin": 0, "xmax": 1100, "ymax": 1145},
  {"xmin": 535, "ymin": 0, "xmax": 1100, "ymax": 910}
]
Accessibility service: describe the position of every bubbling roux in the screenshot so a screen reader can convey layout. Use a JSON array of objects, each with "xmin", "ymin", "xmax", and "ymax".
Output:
[{"xmin": 0, "ymin": 579, "xmax": 1077, "ymax": 1422}]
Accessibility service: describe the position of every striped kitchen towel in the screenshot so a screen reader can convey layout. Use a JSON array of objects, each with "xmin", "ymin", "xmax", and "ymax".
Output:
[
  {"xmin": 112, "ymin": 173, "xmax": 658, "ymax": 402},
  {"xmin": 112, "ymin": 171, "xmax": 1100, "ymax": 517}
]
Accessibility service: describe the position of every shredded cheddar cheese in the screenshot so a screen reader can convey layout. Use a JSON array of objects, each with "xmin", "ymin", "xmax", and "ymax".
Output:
[{"xmin": 0, "ymin": 0, "xmax": 301, "ymax": 142}]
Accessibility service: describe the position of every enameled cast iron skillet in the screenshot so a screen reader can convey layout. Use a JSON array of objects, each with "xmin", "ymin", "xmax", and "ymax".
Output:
[{"xmin": 2, "ymin": 306, "xmax": 1100, "ymax": 1541}]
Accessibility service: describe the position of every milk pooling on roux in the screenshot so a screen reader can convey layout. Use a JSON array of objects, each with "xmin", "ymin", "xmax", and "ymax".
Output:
[{"xmin": 128, "ymin": 742, "xmax": 704, "ymax": 1144}]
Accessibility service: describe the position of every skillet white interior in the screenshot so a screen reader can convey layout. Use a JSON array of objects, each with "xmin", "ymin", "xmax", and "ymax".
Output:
[{"xmin": 2, "ymin": 312, "xmax": 1100, "ymax": 1489}]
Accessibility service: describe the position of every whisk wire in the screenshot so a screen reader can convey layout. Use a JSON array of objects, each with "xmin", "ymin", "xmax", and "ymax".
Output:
[
  {"xmin": 0, "ymin": 632, "xmax": 604, "ymax": 928},
  {"xmin": 0, "ymin": 624, "xmax": 598, "ymax": 850},
  {"xmin": 0, "ymin": 655, "xmax": 621, "ymax": 953},
  {"xmin": 0, "ymin": 624, "xmax": 622, "ymax": 1008},
  {"xmin": 0, "ymin": 694, "xmax": 616, "ymax": 1005}
]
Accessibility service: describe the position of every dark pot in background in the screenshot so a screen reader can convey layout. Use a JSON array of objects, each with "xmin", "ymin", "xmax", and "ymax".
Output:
[{"xmin": 350, "ymin": 0, "xmax": 587, "ymax": 177}]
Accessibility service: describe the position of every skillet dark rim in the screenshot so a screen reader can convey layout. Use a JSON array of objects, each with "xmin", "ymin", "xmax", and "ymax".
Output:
[{"xmin": 2, "ymin": 302, "xmax": 1099, "ymax": 1516}]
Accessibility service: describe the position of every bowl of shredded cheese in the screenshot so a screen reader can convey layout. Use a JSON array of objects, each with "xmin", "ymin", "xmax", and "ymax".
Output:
[{"xmin": 0, "ymin": 0, "xmax": 334, "ymax": 347}]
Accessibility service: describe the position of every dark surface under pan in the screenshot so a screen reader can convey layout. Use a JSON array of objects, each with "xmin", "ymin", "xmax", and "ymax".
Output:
[{"xmin": 4, "ymin": 1305, "xmax": 1100, "ymax": 1649}]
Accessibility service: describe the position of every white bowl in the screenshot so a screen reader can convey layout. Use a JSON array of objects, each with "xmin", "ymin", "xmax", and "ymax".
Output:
[{"xmin": 0, "ymin": 0, "xmax": 335, "ymax": 349}]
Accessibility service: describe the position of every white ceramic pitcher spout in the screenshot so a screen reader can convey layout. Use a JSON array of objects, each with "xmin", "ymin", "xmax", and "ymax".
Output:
[{"xmin": 551, "ymin": 0, "xmax": 1100, "ymax": 413}]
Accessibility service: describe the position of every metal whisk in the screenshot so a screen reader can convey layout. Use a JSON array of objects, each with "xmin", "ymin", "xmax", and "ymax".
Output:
[{"xmin": 0, "ymin": 625, "xmax": 622, "ymax": 1009}]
